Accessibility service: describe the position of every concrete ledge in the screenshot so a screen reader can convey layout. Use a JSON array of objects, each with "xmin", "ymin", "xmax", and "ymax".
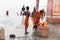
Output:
[{"xmin": 46, "ymin": 17, "xmax": 60, "ymax": 24}]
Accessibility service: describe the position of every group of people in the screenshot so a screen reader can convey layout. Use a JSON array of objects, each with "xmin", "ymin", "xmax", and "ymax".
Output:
[{"xmin": 21, "ymin": 6, "xmax": 45, "ymax": 35}]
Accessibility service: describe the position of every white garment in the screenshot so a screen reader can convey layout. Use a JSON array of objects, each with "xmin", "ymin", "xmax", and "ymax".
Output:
[
  {"xmin": 40, "ymin": 16, "xmax": 46, "ymax": 23},
  {"xmin": 20, "ymin": 10, "xmax": 25, "ymax": 26}
]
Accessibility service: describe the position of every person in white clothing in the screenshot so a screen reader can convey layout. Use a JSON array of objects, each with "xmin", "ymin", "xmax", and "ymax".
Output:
[{"xmin": 21, "ymin": 6, "xmax": 25, "ymax": 26}]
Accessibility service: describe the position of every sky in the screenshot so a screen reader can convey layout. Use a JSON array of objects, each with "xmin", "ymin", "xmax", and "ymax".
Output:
[{"xmin": 0, "ymin": 0, "xmax": 48, "ymax": 16}]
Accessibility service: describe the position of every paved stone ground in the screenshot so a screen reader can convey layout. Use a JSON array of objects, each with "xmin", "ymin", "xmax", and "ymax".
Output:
[
  {"xmin": 31, "ymin": 23, "xmax": 60, "ymax": 40},
  {"xmin": 8, "ymin": 23, "xmax": 60, "ymax": 40}
]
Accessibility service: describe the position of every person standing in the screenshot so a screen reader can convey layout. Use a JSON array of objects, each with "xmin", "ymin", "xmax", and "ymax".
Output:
[
  {"xmin": 33, "ymin": 11, "xmax": 40, "ymax": 31},
  {"xmin": 6, "ymin": 11, "xmax": 9, "ymax": 16},
  {"xmin": 23, "ymin": 6, "xmax": 30, "ymax": 35},
  {"xmin": 21, "ymin": 6, "xmax": 25, "ymax": 26}
]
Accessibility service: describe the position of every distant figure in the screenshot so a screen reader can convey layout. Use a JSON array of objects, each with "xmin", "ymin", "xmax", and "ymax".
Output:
[
  {"xmin": 21, "ymin": 5, "xmax": 25, "ymax": 26},
  {"xmin": 23, "ymin": 6, "xmax": 30, "ymax": 35},
  {"xmin": 21, "ymin": 6, "xmax": 25, "ymax": 15},
  {"xmin": 6, "ymin": 11, "xmax": 9, "ymax": 16}
]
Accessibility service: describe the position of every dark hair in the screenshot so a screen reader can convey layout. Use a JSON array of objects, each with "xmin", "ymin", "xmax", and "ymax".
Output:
[
  {"xmin": 26, "ymin": 6, "xmax": 29, "ymax": 10},
  {"xmin": 40, "ymin": 10, "xmax": 42, "ymax": 13},
  {"xmin": 22, "ymin": 6, "xmax": 25, "ymax": 11}
]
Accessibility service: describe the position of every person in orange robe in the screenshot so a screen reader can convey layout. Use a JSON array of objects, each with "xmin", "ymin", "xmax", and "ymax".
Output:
[
  {"xmin": 23, "ymin": 6, "xmax": 30, "ymax": 35},
  {"xmin": 33, "ymin": 11, "xmax": 40, "ymax": 31}
]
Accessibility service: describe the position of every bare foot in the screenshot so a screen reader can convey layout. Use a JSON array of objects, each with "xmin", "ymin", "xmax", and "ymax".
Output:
[
  {"xmin": 25, "ymin": 32, "xmax": 29, "ymax": 35},
  {"xmin": 26, "ymin": 32, "xmax": 29, "ymax": 33}
]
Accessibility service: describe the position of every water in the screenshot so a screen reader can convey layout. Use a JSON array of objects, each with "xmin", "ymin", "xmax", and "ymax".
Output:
[{"xmin": 0, "ymin": 15, "xmax": 34, "ymax": 40}]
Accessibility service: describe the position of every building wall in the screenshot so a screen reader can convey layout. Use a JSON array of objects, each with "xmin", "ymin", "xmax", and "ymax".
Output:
[
  {"xmin": 53, "ymin": 0, "xmax": 60, "ymax": 15},
  {"xmin": 47, "ymin": 0, "xmax": 60, "ymax": 23},
  {"xmin": 47, "ymin": 0, "xmax": 53, "ymax": 15}
]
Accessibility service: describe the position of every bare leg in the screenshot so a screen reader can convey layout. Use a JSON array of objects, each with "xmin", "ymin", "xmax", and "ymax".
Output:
[
  {"xmin": 33, "ymin": 25, "xmax": 37, "ymax": 31},
  {"xmin": 25, "ymin": 26, "xmax": 29, "ymax": 35}
]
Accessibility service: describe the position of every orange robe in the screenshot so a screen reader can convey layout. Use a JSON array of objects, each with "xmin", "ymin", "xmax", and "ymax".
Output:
[
  {"xmin": 33, "ymin": 11, "xmax": 40, "ymax": 25},
  {"xmin": 24, "ymin": 16, "xmax": 29, "ymax": 26}
]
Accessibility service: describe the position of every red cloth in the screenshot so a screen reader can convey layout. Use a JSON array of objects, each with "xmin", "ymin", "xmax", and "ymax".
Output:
[
  {"xmin": 42, "ymin": 23, "xmax": 44, "ymax": 28},
  {"xmin": 33, "ymin": 11, "xmax": 40, "ymax": 25}
]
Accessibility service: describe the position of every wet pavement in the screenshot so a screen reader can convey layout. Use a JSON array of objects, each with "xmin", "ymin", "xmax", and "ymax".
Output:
[{"xmin": 5, "ymin": 23, "xmax": 60, "ymax": 40}]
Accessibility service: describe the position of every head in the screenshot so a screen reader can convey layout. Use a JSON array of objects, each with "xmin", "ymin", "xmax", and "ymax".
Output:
[
  {"xmin": 26, "ymin": 6, "xmax": 29, "ymax": 11},
  {"xmin": 22, "ymin": 5, "xmax": 25, "ymax": 11},
  {"xmin": 40, "ymin": 10, "xmax": 42, "ymax": 14}
]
